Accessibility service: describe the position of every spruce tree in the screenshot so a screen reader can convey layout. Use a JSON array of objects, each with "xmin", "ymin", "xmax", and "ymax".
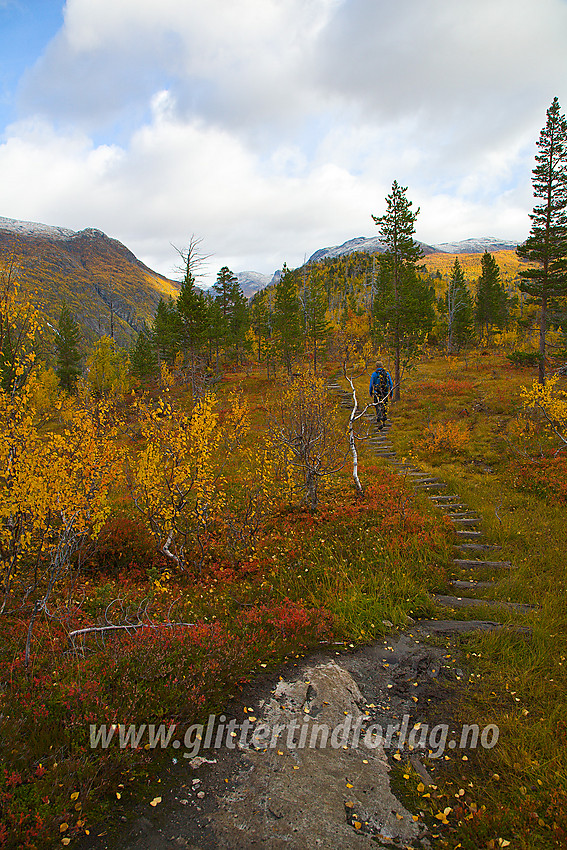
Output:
[
  {"xmin": 273, "ymin": 264, "xmax": 301, "ymax": 375},
  {"xmin": 54, "ymin": 303, "xmax": 82, "ymax": 391},
  {"xmin": 176, "ymin": 267, "xmax": 208, "ymax": 366},
  {"xmin": 372, "ymin": 180, "xmax": 433, "ymax": 398},
  {"xmin": 447, "ymin": 258, "xmax": 474, "ymax": 353},
  {"xmin": 517, "ymin": 97, "xmax": 567, "ymax": 383},
  {"xmin": 130, "ymin": 322, "xmax": 158, "ymax": 380},
  {"xmin": 475, "ymin": 252, "xmax": 507, "ymax": 340},
  {"xmin": 250, "ymin": 289, "xmax": 275, "ymax": 375},
  {"xmin": 154, "ymin": 298, "xmax": 181, "ymax": 365},
  {"xmin": 303, "ymin": 269, "xmax": 330, "ymax": 371},
  {"xmin": 228, "ymin": 284, "xmax": 250, "ymax": 364}
]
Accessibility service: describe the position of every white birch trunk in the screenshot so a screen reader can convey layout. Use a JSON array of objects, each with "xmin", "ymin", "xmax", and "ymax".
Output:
[{"xmin": 346, "ymin": 377, "xmax": 364, "ymax": 497}]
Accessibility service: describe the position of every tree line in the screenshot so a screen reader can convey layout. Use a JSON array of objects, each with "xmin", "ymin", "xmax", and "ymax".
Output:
[{"xmin": 41, "ymin": 96, "xmax": 567, "ymax": 393}]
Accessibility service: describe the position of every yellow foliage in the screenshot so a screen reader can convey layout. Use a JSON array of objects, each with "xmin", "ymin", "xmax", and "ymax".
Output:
[
  {"xmin": 160, "ymin": 361, "xmax": 174, "ymax": 389},
  {"xmin": 0, "ymin": 381, "xmax": 122, "ymax": 610},
  {"xmin": 85, "ymin": 336, "xmax": 130, "ymax": 398},
  {"xmin": 130, "ymin": 391, "xmax": 250, "ymax": 567},
  {"xmin": 418, "ymin": 420, "xmax": 470, "ymax": 454},
  {"xmin": 520, "ymin": 376, "xmax": 567, "ymax": 437},
  {"xmin": 29, "ymin": 364, "xmax": 61, "ymax": 416},
  {"xmin": 0, "ymin": 272, "xmax": 42, "ymax": 395}
]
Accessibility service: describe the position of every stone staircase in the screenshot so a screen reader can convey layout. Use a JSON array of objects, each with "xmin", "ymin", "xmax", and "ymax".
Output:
[{"xmin": 328, "ymin": 382, "xmax": 534, "ymax": 633}]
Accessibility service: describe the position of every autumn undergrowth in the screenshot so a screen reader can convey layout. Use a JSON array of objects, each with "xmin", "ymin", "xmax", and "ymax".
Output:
[
  {"xmin": 343, "ymin": 351, "xmax": 567, "ymax": 849},
  {"xmin": 0, "ymin": 365, "xmax": 451, "ymax": 849}
]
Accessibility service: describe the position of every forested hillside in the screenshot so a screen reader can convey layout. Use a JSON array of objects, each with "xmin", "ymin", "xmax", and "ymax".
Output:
[{"xmin": 0, "ymin": 218, "xmax": 179, "ymax": 347}]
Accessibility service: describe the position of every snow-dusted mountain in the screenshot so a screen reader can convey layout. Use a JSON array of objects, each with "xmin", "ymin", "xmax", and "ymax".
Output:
[
  {"xmin": 434, "ymin": 237, "xmax": 519, "ymax": 254},
  {"xmin": 0, "ymin": 215, "xmax": 76, "ymax": 240},
  {"xmin": 305, "ymin": 234, "xmax": 520, "ymax": 265},
  {"xmin": 306, "ymin": 235, "xmax": 440, "ymax": 264},
  {"xmin": 236, "ymin": 270, "xmax": 276, "ymax": 299},
  {"xmin": 235, "ymin": 234, "xmax": 523, "ymax": 298},
  {"xmin": 0, "ymin": 215, "xmax": 179, "ymax": 344}
]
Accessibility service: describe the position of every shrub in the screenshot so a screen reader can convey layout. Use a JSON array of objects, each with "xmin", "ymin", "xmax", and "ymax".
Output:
[
  {"xmin": 511, "ymin": 455, "xmax": 567, "ymax": 504},
  {"xmin": 506, "ymin": 350, "xmax": 542, "ymax": 367},
  {"xmin": 92, "ymin": 515, "xmax": 155, "ymax": 576},
  {"xmin": 418, "ymin": 420, "xmax": 470, "ymax": 454}
]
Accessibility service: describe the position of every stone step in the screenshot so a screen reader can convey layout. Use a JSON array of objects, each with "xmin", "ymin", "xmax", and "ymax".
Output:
[
  {"xmin": 442, "ymin": 512, "xmax": 481, "ymax": 519},
  {"xmin": 455, "ymin": 530, "xmax": 483, "ymax": 540},
  {"xmin": 456, "ymin": 543, "xmax": 501, "ymax": 552},
  {"xmin": 453, "ymin": 559, "xmax": 513, "ymax": 569},
  {"xmin": 415, "ymin": 620, "xmax": 531, "ymax": 636},
  {"xmin": 449, "ymin": 517, "xmax": 481, "ymax": 525},
  {"xmin": 415, "ymin": 482, "xmax": 447, "ymax": 490},
  {"xmin": 429, "ymin": 494, "xmax": 458, "ymax": 501},
  {"xmin": 451, "ymin": 580, "xmax": 496, "ymax": 590},
  {"xmin": 432, "ymin": 594, "xmax": 534, "ymax": 614}
]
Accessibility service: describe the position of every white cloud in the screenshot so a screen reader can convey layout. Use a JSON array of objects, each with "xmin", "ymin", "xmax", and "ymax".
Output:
[{"xmin": 2, "ymin": 0, "xmax": 567, "ymax": 283}]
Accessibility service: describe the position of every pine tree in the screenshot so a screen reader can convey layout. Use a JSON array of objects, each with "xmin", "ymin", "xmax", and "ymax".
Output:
[
  {"xmin": 154, "ymin": 298, "xmax": 181, "ymax": 365},
  {"xmin": 54, "ymin": 303, "xmax": 82, "ymax": 391},
  {"xmin": 475, "ymin": 252, "xmax": 507, "ymax": 340},
  {"xmin": 250, "ymin": 289, "xmax": 275, "ymax": 375},
  {"xmin": 130, "ymin": 322, "xmax": 158, "ymax": 380},
  {"xmin": 372, "ymin": 180, "xmax": 433, "ymax": 398},
  {"xmin": 176, "ymin": 267, "xmax": 208, "ymax": 366},
  {"xmin": 446, "ymin": 258, "xmax": 474, "ymax": 353},
  {"xmin": 228, "ymin": 284, "xmax": 250, "ymax": 364},
  {"xmin": 273, "ymin": 264, "xmax": 301, "ymax": 375},
  {"xmin": 203, "ymin": 291, "xmax": 224, "ymax": 368},
  {"xmin": 517, "ymin": 97, "xmax": 567, "ymax": 383},
  {"xmin": 303, "ymin": 269, "xmax": 330, "ymax": 371}
]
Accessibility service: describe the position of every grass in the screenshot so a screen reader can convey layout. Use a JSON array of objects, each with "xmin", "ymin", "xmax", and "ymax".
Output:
[
  {"xmin": 0, "ymin": 364, "xmax": 452, "ymax": 849},
  {"xmin": 2, "ymin": 351, "xmax": 566, "ymax": 848},
  {"xmin": 336, "ymin": 352, "xmax": 567, "ymax": 848}
]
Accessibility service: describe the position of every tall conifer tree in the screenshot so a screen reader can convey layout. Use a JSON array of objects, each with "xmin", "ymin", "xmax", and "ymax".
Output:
[
  {"xmin": 517, "ymin": 97, "xmax": 567, "ymax": 383},
  {"xmin": 54, "ymin": 304, "xmax": 82, "ymax": 391},
  {"xmin": 447, "ymin": 258, "xmax": 474, "ymax": 353},
  {"xmin": 475, "ymin": 252, "xmax": 507, "ymax": 340},
  {"xmin": 372, "ymin": 181, "xmax": 433, "ymax": 398},
  {"xmin": 274, "ymin": 264, "xmax": 301, "ymax": 375}
]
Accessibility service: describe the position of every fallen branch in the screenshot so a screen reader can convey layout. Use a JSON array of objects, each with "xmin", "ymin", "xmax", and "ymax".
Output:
[{"xmin": 67, "ymin": 619, "xmax": 196, "ymax": 653}]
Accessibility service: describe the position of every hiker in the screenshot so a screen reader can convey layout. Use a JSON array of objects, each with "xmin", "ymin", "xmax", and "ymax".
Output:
[{"xmin": 369, "ymin": 361, "xmax": 393, "ymax": 422}]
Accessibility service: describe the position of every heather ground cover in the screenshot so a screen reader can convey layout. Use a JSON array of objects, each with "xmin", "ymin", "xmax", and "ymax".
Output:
[
  {"xmin": 0, "ymin": 364, "xmax": 452, "ymax": 849},
  {"xmin": 343, "ymin": 351, "xmax": 567, "ymax": 849}
]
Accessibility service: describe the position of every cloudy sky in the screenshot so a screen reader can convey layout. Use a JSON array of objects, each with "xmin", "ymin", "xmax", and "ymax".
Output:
[{"xmin": 1, "ymin": 0, "xmax": 566, "ymax": 285}]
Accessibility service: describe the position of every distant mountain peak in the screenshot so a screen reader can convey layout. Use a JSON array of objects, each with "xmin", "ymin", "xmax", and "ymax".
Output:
[
  {"xmin": 306, "ymin": 235, "xmax": 440, "ymax": 264},
  {"xmin": 434, "ymin": 237, "xmax": 519, "ymax": 254},
  {"xmin": 0, "ymin": 214, "xmax": 178, "ymax": 345}
]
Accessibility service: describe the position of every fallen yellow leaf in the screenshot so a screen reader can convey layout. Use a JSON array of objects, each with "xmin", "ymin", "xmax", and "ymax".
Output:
[
  {"xmin": 70, "ymin": 792, "xmax": 79, "ymax": 802},
  {"xmin": 59, "ymin": 824, "xmax": 68, "ymax": 833},
  {"xmin": 150, "ymin": 797, "xmax": 162, "ymax": 807},
  {"xmin": 354, "ymin": 821, "xmax": 362, "ymax": 830}
]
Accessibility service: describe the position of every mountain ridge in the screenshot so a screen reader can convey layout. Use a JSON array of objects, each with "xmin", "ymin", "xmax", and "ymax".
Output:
[
  {"xmin": 0, "ymin": 216, "xmax": 179, "ymax": 345},
  {"xmin": 306, "ymin": 234, "xmax": 520, "ymax": 265}
]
